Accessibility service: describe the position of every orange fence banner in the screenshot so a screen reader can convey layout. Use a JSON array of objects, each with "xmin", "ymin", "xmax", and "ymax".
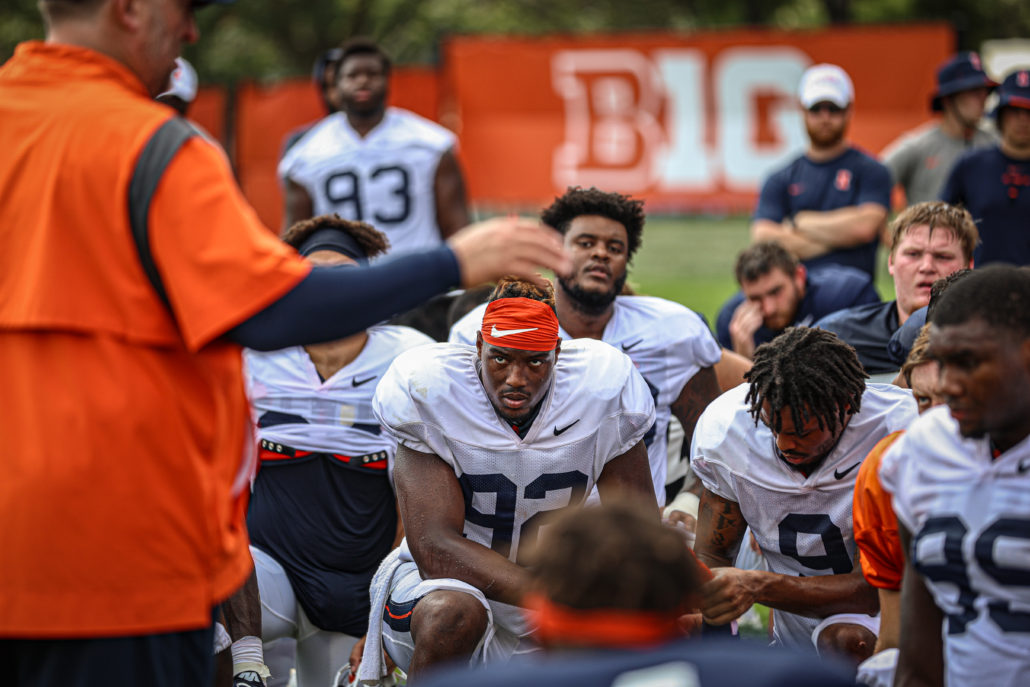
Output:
[{"xmin": 442, "ymin": 24, "xmax": 953, "ymax": 213}]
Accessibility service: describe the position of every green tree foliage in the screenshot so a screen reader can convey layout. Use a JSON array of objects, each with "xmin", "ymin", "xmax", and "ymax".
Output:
[{"xmin": 2, "ymin": 0, "xmax": 1027, "ymax": 82}]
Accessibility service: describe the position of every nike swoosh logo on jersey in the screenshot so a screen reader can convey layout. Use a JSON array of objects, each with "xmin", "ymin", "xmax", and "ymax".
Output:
[
  {"xmin": 352, "ymin": 375, "xmax": 377, "ymax": 387},
  {"xmin": 834, "ymin": 461, "xmax": 862, "ymax": 480},
  {"xmin": 491, "ymin": 325, "xmax": 539, "ymax": 337},
  {"xmin": 621, "ymin": 339, "xmax": 644, "ymax": 351},
  {"xmin": 1018, "ymin": 458, "xmax": 1030, "ymax": 474},
  {"xmin": 554, "ymin": 419, "xmax": 580, "ymax": 436}
]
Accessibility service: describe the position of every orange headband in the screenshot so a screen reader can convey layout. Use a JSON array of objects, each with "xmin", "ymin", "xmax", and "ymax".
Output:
[
  {"xmin": 522, "ymin": 593, "xmax": 686, "ymax": 648},
  {"xmin": 481, "ymin": 297, "xmax": 560, "ymax": 352}
]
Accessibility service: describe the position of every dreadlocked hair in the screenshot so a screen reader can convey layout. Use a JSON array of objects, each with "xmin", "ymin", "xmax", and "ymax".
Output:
[
  {"xmin": 282, "ymin": 214, "xmax": 389, "ymax": 259},
  {"xmin": 744, "ymin": 327, "xmax": 867, "ymax": 433},
  {"xmin": 488, "ymin": 276, "xmax": 556, "ymax": 313}
]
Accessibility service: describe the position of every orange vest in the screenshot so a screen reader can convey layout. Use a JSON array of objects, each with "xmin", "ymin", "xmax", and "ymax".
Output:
[
  {"xmin": 853, "ymin": 431, "xmax": 905, "ymax": 591},
  {"xmin": 0, "ymin": 42, "xmax": 310, "ymax": 636}
]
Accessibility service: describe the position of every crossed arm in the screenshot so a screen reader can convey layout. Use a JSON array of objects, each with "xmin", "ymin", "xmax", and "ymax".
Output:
[
  {"xmin": 693, "ymin": 488, "xmax": 878, "ymax": 625},
  {"xmin": 751, "ymin": 204, "xmax": 886, "ymax": 260}
]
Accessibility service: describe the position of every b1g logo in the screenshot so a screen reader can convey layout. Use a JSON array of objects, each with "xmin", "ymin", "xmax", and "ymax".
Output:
[{"xmin": 551, "ymin": 47, "xmax": 811, "ymax": 193}]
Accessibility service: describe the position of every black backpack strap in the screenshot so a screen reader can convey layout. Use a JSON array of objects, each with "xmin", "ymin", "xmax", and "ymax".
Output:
[{"xmin": 127, "ymin": 117, "xmax": 197, "ymax": 310}]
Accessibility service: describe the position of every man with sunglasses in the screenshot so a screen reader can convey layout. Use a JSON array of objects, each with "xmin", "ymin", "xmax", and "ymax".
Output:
[{"xmin": 752, "ymin": 64, "xmax": 892, "ymax": 280}]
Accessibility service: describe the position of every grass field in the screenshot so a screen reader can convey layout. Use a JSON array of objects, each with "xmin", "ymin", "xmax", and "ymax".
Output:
[{"xmin": 628, "ymin": 216, "xmax": 897, "ymax": 329}]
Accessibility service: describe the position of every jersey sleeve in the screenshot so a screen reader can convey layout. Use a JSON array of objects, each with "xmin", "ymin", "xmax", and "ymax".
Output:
[
  {"xmin": 447, "ymin": 303, "xmax": 485, "ymax": 345},
  {"xmin": 877, "ymin": 429, "xmax": 916, "ymax": 534},
  {"xmin": 689, "ymin": 396, "xmax": 744, "ymax": 502},
  {"xmin": 149, "ymin": 136, "xmax": 310, "ymax": 352},
  {"xmin": 753, "ymin": 169, "xmax": 789, "ymax": 222},
  {"xmin": 855, "ymin": 156, "xmax": 892, "ymax": 208},
  {"xmin": 853, "ymin": 432, "xmax": 905, "ymax": 590},
  {"xmin": 371, "ymin": 351, "xmax": 447, "ymax": 457},
  {"xmin": 610, "ymin": 361, "xmax": 658, "ymax": 458}
]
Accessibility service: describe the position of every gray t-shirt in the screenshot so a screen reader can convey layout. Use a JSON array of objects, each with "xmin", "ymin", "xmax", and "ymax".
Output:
[{"xmin": 881, "ymin": 122, "xmax": 996, "ymax": 204}]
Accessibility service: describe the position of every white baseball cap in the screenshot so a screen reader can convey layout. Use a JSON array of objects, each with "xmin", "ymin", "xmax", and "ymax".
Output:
[
  {"xmin": 159, "ymin": 57, "xmax": 198, "ymax": 103},
  {"xmin": 799, "ymin": 64, "xmax": 853, "ymax": 108}
]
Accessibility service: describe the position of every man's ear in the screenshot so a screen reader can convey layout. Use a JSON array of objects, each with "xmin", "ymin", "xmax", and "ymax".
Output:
[
  {"xmin": 111, "ymin": 0, "xmax": 144, "ymax": 32},
  {"xmin": 476, "ymin": 330, "xmax": 483, "ymax": 357},
  {"xmin": 553, "ymin": 339, "xmax": 561, "ymax": 365}
]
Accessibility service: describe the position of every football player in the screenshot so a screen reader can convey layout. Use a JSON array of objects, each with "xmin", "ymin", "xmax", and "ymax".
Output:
[
  {"xmin": 450, "ymin": 187, "xmax": 722, "ymax": 505},
  {"xmin": 279, "ymin": 38, "xmax": 468, "ymax": 252},
  {"xmin": 882, "ymin": 265, "xmax": 1030, "ymax": 687},
  {"xmin": 356, "ymin": 277, "xmax": 657, "ymax": 682},
  {"xmin": 242, "ymin": 216, "xmax": 434, "ymax": 686},
  {"xmin": 692, "ymin": 327, "xmax": 916, "ymax": 656}
]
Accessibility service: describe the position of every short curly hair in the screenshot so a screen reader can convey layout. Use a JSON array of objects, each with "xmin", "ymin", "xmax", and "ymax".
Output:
[
  {"xmin": 488, "ymin": 276, "xmax": 557, "ymax": 313},
  {"xmin": 540, "ymin": 187, "xmax": 645, "ymax": 260},
  {"xmin": 281, "ymin": 214, "xmax": 389, "ymax": 260}
]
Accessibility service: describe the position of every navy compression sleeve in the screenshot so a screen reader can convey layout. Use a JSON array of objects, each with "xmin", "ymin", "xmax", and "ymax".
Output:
[{"xmin": 228, "ymin": 246, "xmax": 460, "ymax": 350}]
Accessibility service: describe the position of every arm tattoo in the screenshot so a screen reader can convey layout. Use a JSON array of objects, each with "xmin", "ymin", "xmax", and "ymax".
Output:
[{"xmin": 695, "ymin": 490, "xmax": 746, "ymax": 567}]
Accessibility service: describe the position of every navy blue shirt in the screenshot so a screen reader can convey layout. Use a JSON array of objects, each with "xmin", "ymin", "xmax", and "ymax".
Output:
[
  {"xmin": 248, "ymin": 454, "xmax": 396, "ymax": 635},
  {"xmin": 419, "ymin": 638, "xmax": 853, "ymax": 687},
  {"xmin": 716, "ymin": 266, "xmax": 880, "ymax": 351},
  {"xmin": 888, "ymin": 305, "xmax": 927, "ymax": 366},
  {"xmin": 940, "ymin": 146, "xmax": 1030, "ymax": 266},
  {"xmin": 754, "ymin": 147, "xmax": 892, "ymax": 278},
  {"xmin": 814, "ymin": 300, "xmax": 900, "ymax": 374}
]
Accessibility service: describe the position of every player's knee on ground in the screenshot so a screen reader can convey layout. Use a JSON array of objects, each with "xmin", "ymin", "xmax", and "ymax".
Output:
[
  {"xmin": 815, "ymin": 622, "xmax": 876, "ymax": 666},
  {"xmin": 410, "ymin": 591, "xmax": 489, "ymax": 658}
]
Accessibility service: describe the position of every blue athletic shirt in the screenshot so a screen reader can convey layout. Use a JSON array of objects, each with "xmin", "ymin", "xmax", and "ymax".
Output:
[
  {"xmin": 940, "ymin": 146, "xmax": 1030, "ymax": 266},
  {"xmin": 814, "ymin": 300, "xmax": 900, "ymax": 375},
  {"xmin": 716, "ymin": 265, "xmax": 880, "ymax": 350},
  {"xmin": 754, "ymin": 147, "xmax": 892, "ymax": 278}
]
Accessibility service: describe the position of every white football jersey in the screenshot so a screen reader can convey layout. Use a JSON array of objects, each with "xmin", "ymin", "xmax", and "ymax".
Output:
[
  {"xmin": 278, "ymin": 108, "xmax": 456, "ymax": 254},
  {"xmin": 244, "ymin": 325, "xmax": 434, "ymax": 461},
  {"xmin": 692, "ymin": 383, "xmax": 917, "ymax": 650},
  {"xmin": 373, "ymin": 339, "xmax": 656, "ymax": 563},
  {"xmin": 881, "ymin": 407, "xmax": 1030, "ymax": 687},
  {"xmin": 449, "ymin": 295, "xmax": 721, "ymax": 503}
]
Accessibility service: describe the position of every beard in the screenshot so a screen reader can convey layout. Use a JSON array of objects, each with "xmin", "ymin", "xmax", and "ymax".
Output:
[
  {"xmin": 806, "ymin": 123, "xmax": 846, "ymax": 150},
  {"xmin": 558, "ymin": 272, "xmax": 627, "ymax": 316}
]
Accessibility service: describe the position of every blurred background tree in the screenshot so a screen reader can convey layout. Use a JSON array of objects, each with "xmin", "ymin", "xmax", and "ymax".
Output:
[{"xmin": 3, "ymin": 0, "xmax": 1029, "ymax": 82}]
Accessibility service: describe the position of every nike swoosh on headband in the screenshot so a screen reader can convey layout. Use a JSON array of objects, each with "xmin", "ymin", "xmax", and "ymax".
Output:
[{"xmin": 490, "ymin": 325, "xmax": 540, "ymax": 337}]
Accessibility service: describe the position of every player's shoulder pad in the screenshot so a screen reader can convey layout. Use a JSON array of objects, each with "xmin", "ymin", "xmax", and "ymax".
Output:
[
  {"xmin": 368, "ymin": 323, "xmax": 436, "ymax": 353},
  {"xmin": 861, "ymin": 383, "xmax": 919, "ymax": 432},
  {"xmin": 693, "ymin": 384, "xmax": 756, "ymax": 454},
  {"xmin": 555, "ymin": 338, "xmax": 638, "ymax": 399},
  {"xmin": 385, "ymin": 107, "xmax": 456, "ymax": 150},
  {"xmin": 447, "ymin": 302, "xmax": 488, "ymax": 345}
]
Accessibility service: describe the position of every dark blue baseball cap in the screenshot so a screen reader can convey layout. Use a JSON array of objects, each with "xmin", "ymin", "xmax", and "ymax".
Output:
[
  {"xmin": 931, "ymin": 51, "xmax": 997, "ymax": 112},
  {"xmin": 992, "ymin": 69, "xmax": 1030, "ymax": 121}
]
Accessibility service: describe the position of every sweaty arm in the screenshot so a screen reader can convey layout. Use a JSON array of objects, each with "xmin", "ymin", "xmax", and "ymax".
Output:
[
  {"xmin": 596, "ymin": 440, "xmax": 658, "ymax": 507},
  {"xmin": 394, "ymin": 445, "xmax": 530, "ymax": 606},
  {"xmin": 434, "ymin": 149, "xmax": 470, "ymax": 239},
  {"xmin": 792, "ymin": 203, "xmax": 887, "ymax": 248},
  {"xmin": 695, "ymin": 490, "xmax": 878, "ymax": 624},
  {"xmin": 671, "ymin": 366, "xmax": 721, "ymax": 462},
  {"xmin": 895, "ymin": 524, "xmax": 945, "ymax": 687},
  {"xmin": 282, "ymin": 178, "xmax": 315, "ymax": 233}
]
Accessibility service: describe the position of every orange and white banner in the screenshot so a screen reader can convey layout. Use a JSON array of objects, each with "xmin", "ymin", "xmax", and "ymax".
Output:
[
  {"xmin": 195, "ymin": 24, "xmax": 953, "ymax": 228},
  {"xmin": 443, "ymin": 24, "xmax": 953, "ymax": 212}
]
